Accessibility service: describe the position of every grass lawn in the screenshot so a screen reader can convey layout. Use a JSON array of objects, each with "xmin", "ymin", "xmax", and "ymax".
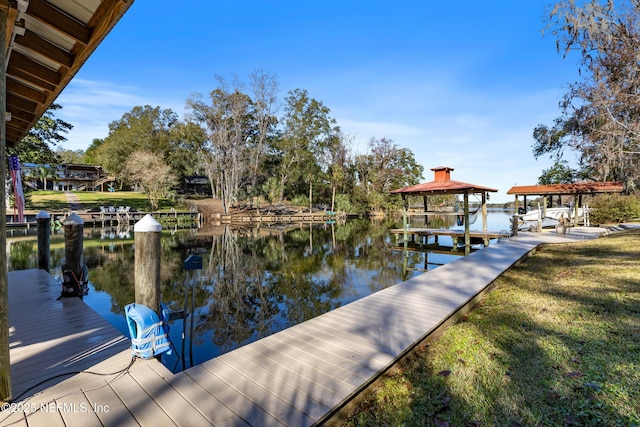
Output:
[
  {"xmin": 24, "ymin": 190, "xmax": 180, "ymax": 212},
  {"xmin": 345, "ymin": 229, "xmax": 640, "ymax": 427}
]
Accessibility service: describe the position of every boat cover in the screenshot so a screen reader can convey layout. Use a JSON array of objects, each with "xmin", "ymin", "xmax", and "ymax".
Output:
[{"xmin": 125, "ymin": 303, "xmax": 172, "ymax": 359}]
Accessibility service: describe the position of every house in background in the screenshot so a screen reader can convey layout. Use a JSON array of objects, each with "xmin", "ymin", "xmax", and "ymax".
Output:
[{"xmin": 21, "ymin": 163, "xmax": 115, "ymax": 191}]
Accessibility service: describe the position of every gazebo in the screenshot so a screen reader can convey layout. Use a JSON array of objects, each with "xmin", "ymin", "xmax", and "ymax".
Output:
[
  {"xmin": 507, "ymin": 182, "xmax": 624, "ymax": 226},
  {"xmin": 390, "ymin": 166, "xmax": 498, "ymax": 252}
]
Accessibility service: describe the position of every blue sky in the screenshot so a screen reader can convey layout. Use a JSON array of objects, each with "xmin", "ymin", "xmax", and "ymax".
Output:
[{"xmin": 56, "ymin": 1, "xmax": 581, "ymax": 203}]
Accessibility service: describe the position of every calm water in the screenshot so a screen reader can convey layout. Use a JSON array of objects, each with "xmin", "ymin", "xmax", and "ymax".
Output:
[{"xmin": 7, "ymin": 209, "xmax": 514, "ymax": 372}]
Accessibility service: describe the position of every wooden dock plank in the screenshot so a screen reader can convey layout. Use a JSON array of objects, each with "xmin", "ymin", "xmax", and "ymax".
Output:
[
  {"xmin": 83, "ymin": 378, "xmax": 139, "ymax": 427},
  {"xmin": 267, "ymin": 328, "xmax": 384, "ymax": 379},
  {"xmin": 243, "ymin": 337, "xmax": 365, "ymax": 392},
  {"xmin": 147, "ymin": 362, "xmax": 250, "ymax": 426},
  {"xmin": 128, "ymin": 363, "xmax": 213, "ymax": 426},
  {"xmin": 283, "ymin": 320, "xmax": 396, "ymax": 366},
  {"xmin": 217, "ymin": 351, "xmax": 333, "ymax": 420},
  {"xmin": 0, "ymin": 408, "xmax": 28, "ymax": 426},
  {"xmin": 109, "ymin": 373, "xmax": 177, "ymax": 426},
  {"xmin": 199, "ymin": 358, "xmax": 315, "ymax": 427},
  {"xmin": 23, "ymin": 406, "xmax": 65, "ymax": 427},
  {"xmin": 186, "ymin": 364, "xmax": 284, "ymax": 426},
  {"xmin": 57, "ymin": 393, "xmax": 103, "ymax": 427}
]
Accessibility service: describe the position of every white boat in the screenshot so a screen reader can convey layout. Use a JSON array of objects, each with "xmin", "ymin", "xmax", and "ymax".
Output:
[
  {"xmin": 518, "ymin": 217, "xmax": 560, "ymax": 231},
  {"xmin": 519, "ymin": 206, "xmax": 589, "ymax": 222}
]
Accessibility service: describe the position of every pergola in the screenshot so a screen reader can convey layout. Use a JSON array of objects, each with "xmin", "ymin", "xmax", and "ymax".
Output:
[
  {"xmin": 390, "ymin": 166, "xmax": 498, "ymax": 251},
  {"xmin": 1, "ymin": 0, "xmax": 135, "ymax": 401},
  {"xmin": 507, "ymin": 181, "xmax": 624, "ymax": 225}
]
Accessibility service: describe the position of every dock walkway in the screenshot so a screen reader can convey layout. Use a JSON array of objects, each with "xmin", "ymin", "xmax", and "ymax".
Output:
[{"xmin": 3, "ymin": 228, "xmax": 609, "ymax": 426}]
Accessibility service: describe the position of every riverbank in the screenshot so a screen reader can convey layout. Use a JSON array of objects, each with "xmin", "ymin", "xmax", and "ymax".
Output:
[{"xmin": 344, "ymin": 228, "xmax": 640, "ymax": 426}]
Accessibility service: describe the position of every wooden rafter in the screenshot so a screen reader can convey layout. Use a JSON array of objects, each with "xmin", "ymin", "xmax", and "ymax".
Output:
[
  {"xmin": 27, "ymin": 0, "xmax": 91, "ymax": 46},
  {"xmin": 3, "ymin": 0, "xmax": 135, "ymax": 147}
]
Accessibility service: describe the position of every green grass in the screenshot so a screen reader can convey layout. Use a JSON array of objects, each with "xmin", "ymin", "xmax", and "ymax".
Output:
[
  {"xmin": 345, "ymin": 229, "xmax": 640, "ymax": 427},
  {"xmin": 25, "ymin": 190, "xmax": 181, "ymax": 212}
]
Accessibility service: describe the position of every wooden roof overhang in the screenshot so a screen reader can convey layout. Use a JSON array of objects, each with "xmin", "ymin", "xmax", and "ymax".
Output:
[
  {"xmin": 2, "ymin": 0, "xmax": 134, "ymax": 147},
  {"xmin": 391, "ymin": 166, "xmax": 498, "ymax": 197},
  {"xmin": 390, "ymin": 180, "xmax": 498, "ymax": 197},
  {"xmin": 506, "ymin": 182, "xmax": 624, "ymax": 197}
]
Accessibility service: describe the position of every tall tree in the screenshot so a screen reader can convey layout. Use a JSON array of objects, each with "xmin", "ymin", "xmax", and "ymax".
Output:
[
  {"xmin": 355, "ymin": 137, "xmax": 424, "ymax": 211},
  {"xmin": 535, "ymin": 0, "xmax": 640, "ymax": 190},
  {"xmin": 95, "ymin": 105, "xmax": 179, "ymax": 188},
  {"xmin": 83, "ymin": 138, "xmax": 105, "ymax": 164},
  {"xmin": 538, "ymin": 159, "xmax": 576, "ymax": 184},
  {"xmin": 8, "ymin": 103, "xmax": 72, "ymax": 164},
  {"xmin": 187, "ymin": 77, "xmax": 256, "ymax": 214},
  {"xmin": 56, "ymin": 148, "xmax": 85, "ymax": 164},
  {"xmin": 327, "ymin": 131, "xmax": 353, "ymax": 211},
  {"xmin": 275, "ymin": 89, "xmax": 339, "ymax": 204},
  {"xmin": 248, "ymin": 70, "xmax": 279, "ymax": 204}
]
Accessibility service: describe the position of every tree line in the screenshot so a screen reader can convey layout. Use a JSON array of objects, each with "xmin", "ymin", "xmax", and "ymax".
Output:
[{"xmin": 11, "ymin": 72, "xmax": 425, "ymax": 213}]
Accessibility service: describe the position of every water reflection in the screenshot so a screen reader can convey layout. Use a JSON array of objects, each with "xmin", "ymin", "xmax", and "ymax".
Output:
[{"xmin": 9, "ymin": 217, "xmax": 494, "ymax": 372}]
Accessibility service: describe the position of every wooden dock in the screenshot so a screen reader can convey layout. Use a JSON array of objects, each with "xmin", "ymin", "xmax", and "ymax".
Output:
[
  {"xmin": 3, "ymin": 228, "xmax": 610, "ymax": 426},
  {"xmin": 390, "ymin": 227, "xmax": 509, "ymax": 248}
]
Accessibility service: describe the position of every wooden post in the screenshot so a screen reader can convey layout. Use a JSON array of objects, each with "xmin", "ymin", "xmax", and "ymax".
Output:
[
  {"xmin": 481, "ymin": 192, "xmax": 488, "ymax": 232},
  {"xmin": 481, "ymin": 192, "xmax": 489, "ymax": 246},
  {"xmin": 0, "ymin": 4, "xmax": 11, "ymax": 403},
  {"xmin": 37, "ymin": 211, "xmax": 51, "ymax": 272},
  {"xmin": 63, "ymin": 213, "xmax": 85, "ymax": 280},
  {"xmin": 423, "ymin": 195, "xmax": 428, "ymax": 227},
  {"xmin": 134, "ymin": 214, "xmax": 162, "ymax": 313},
  {"xmin": 464, "ymin": 191, "xmax": 470, "ymax": 256},
  {"xmin": 573, "ymin": 195, "xmax": 579, "ymax": 226}
]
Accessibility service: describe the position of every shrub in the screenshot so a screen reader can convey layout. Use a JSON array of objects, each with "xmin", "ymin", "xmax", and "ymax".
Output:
[
  {"xmin": 335, "ymin": 193, "xmax": 357, "ymax": 213},
  {"xmin": 589, "ymin": 194, "xmax": 640, "ymax": 224},
  {"xmin": 290, "ymin": 194, "xmax": 309, "ymax": 208}
]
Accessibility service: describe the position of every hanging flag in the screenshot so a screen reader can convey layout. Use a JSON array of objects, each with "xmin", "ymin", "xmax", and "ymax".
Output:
[{"xmin": 8, "ymin": 155, "xmax": 25, "ymax": 223}]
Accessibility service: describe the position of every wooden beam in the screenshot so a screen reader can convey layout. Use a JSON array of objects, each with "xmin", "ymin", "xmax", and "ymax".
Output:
[
  {"xmin": 464, "ymin": 192, "xmax": 470, "ymax": 255},
  {"xmin": 7, "ymin": 51, "xmax": 61, "ymax": 87},
  {"xmin": 5, "ymin": 64, "xmax": 57, "ymax": 92},
  {"xmin": 5, "ymin": 108, "xmax": 35, "ymax": 125},
  {"xmin": 7, "ymin": 77, "xmax": 48, "ymax": 104},
  {"xmin": 6, "ymin": 127, "xmax": 24, "ymax": 142},
  {"xmin": 27, "ymin": 0, "xmax": 92, "ymax": 46},
  {"xmin": 15, "ymin": 29, "xmax": 75, "ymax": 68},
  {"xmin": 7, "ymin": 92, "xmax": 37, "ymax": 114}
]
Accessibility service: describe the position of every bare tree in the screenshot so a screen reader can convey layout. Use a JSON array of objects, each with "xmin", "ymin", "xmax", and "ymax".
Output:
[
  {"xmin": 187, "ymin": 77, "xmax": 253, "ymax": 214},
  {"xmin": 249, "ymin": 70, "xmax": 279, "ymax": 207},
  {"xmin": 124, "ymin": 151, "xmax": 177, "ymax": 210}
]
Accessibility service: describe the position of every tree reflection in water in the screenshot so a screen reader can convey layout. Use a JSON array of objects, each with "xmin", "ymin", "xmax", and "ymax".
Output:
[{"xmin": 8, "ymin": 219, "xmax": 450, "ymax": 372}]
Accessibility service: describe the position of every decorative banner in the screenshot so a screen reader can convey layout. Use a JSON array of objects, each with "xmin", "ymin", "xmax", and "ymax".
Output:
[{"xmin": 8, "ymin": 155, "xmax": 25, "ymax": 223}]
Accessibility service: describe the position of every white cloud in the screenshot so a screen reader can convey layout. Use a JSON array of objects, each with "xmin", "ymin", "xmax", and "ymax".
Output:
[{"xmin": 55, "ymin": 79, "xmax": 187, "ymax": 150}]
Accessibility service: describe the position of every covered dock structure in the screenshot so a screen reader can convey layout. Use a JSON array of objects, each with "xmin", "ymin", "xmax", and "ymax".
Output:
[
  {"xmin": 507, "ymin": 181, "xmax": 625, "ymax": 226},
  {"xmin": 390, "ymin": 166, "xmax": 498, "ymax": 254},
  {"xmin": 1, "ymin": 0, "xmax": 136, "ymax": 402}
]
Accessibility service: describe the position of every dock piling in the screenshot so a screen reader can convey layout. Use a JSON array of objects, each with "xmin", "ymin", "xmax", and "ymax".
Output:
[
  {"xmin": 134, "ymin": 214, "xmax": 162, "ymax": 313},
  {"xmin": 37, "ymin": 210, "xmax": 51, "ymax": 272},
  {"xmin": 63, "ymin": 213, "xmax": 84, "ymax": 281}
]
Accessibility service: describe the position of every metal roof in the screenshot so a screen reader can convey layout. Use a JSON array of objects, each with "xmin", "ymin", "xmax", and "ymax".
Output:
[
  {"xmin": 390, "ymin": 166, "xmax": 498, "ymax": 196},
  {"xmin": 3, "ymin": 0, "xmax": 135, "ymax": 147},
  {"xmin": 506, "ymin": 182, "xmax": 624, "ymax": 196}
]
